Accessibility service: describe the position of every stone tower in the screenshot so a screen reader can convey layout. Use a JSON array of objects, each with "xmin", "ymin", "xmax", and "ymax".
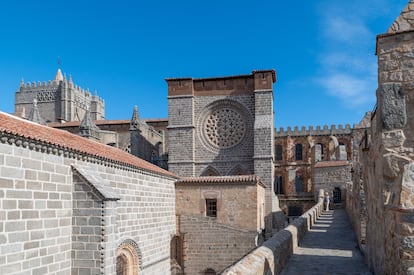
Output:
[
  {"xmin": 363, "ymin": 1, "xmax": 414, "ymax": 274},
  {"xmin": 15, "ymin": 69, "xmax": 105, "ymax": 123},
  {"xmin": 166, "ymin": 70, "xmax": 281, "ymax": 235}
]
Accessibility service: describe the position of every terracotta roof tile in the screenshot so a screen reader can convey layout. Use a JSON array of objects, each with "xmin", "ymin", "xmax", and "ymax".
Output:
[{"xmin": 0, "ymin": 112, "xmax": 177, "ymax": 178}]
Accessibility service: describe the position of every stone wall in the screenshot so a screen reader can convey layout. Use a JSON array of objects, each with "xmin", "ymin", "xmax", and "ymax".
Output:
[
  {"xmin": 179, "ymin": 215, "xmax": 258, "ymax": 274},
  {"xmin": 313, "ymin": 161, "xmax": 352, "ymax": 203},
  {"xmin": 0, "ymin": 111, "xmax": 176, "ymax": 274},
  {"xmin": 356, "ymin": 3, "xmax": 414, "ymax": 273},
  {"xmin": 345, "ymin": 162, "xmax": 367, "ymax": 248},
  {"xmin": 175, "ymin": 176, "xmax": 265, "ymax": 274},
  {"xmin": 222, "ymin": 200, "xmax": 323, "ymax": 275}
]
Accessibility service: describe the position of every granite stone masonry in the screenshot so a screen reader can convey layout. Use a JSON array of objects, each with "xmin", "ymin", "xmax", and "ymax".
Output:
[
  {"xmin": 0, "ymin": 111, "xmax": 177, "ymax": 275},
  {"xmin": 15, "ymin": 69, "xmax": 105, "ymax": 123},
  {"xmin": 174, "ymin": 176, "xmax": 266, "ymax": 274},
  {"xmin": 346, "ymin": 1, "xmax": 414, "ymax": 274}
]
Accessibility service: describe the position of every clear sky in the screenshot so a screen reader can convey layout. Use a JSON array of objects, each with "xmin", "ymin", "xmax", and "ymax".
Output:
[{"xmin": 0, "ymin": 0, "xmax": 409, "ymax": 129}]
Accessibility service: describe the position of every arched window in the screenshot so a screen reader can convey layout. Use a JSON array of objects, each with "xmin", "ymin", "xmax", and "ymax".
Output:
[
  {"xmin": 204, "ymin": 268, "xmax": 217, "ymax": 275},
  {"xmin": 116, "ymin": 240, "xmax": 141, "ymax": 275},
  {"xmin": 116, "ymin": 254, "xmax": 128, "ymax": 275},
  {"xmin": 227, "ymin": 164, "xmax": 246, "ymax": 176},
  {"xmin": 201, "ymin": 166, "xmax": 220, "ymax": 176},
  {"xmin": 333, "ymin": 187, "xmax": 342, "ymax": 203},
  {"xmin": 276, "ymin": 144, "xmax": 283, "ymax": 161},
  {"xmin": 295, "ymin": 144, "xmax": 303, "ymax": 161},
  {"xmin": 315, "ymin": 143, "xmax": 324, "ymax": 161}
]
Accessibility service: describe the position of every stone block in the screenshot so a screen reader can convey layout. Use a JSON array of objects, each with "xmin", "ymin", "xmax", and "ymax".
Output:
[
  {"xmin": 0, "ymin": 263, "xmax": 22, "ymax": 274},
  {"xmin": 5, "ymin": 221, "xmax": 25, "ymax": 232},
  {"xmin": 24, "ymin": 241, "xmax": 40, "ymax": 250},
  {"xmin": 378, "ymin": 83, "xmax": 406, "ymax": 130},
  {"xmin": 0, "ymin": 178, "xmax": 13, "ymax": 188},
  {"xmin": 7, "ymin": 211, "xmax": 21, "ymax": 220},
  {"xmin": 3, "ymin": 200, "xmax": 17, "ymax": 209}
]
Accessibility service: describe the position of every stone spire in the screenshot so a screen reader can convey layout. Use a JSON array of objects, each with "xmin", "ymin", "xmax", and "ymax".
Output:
[
  {"xmin": 388, "ymin": 1, "xmax": 414, "ymax": 33},
  {"xmin": 27, "ymin": 99, "xmax": 46, "ymax": 125},
  {"xmin": 79, "ymin": 109, "xmax": 100, "ymax": 141},
  {"xmin": 54, "ymin": 68, "xmax": 64, "ymax": 81},
  {"xmin": 130, "ymin": 105, "xmax": 145, "ymax": 130}
]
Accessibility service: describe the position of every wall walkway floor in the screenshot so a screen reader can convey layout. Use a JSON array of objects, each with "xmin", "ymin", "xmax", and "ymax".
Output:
[{"xmin": 281, "ymin": 209, "xmax": 371, "ymax": 275}]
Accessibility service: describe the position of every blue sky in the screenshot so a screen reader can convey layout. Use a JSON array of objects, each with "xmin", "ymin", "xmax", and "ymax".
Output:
[{"xmin": 0, "ymin": 0, "xmax": 408, "ymax": 128}]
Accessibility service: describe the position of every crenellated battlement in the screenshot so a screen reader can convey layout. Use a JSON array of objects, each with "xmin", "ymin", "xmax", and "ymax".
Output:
[
  {"xmin": 18, "ymin": 78, "xmax": 104, "ymax": 104},
  {"xmin": 15, "ymin": 69, "xmax": 105, "ymax": 122},
  {"xmin": 275, "ymin": 124, "xmax": 353, "ymax": 137}
]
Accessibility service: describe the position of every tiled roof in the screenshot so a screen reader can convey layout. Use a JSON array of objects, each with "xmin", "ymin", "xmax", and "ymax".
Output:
[
  {"xmin": 314, "ymin": 160, "xmax": 350, "ymax": 168},
  {"xmin": 176, "ymin": 175, "xmax": 265, "ymax": 187},
  {"xmin": 0, "ymin": 112, "xmax": 177, "ymax": 178}
]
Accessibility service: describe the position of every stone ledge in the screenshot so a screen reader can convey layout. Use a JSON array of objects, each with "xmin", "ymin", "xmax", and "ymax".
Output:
[{"xmin": 221, "ymin": 202, "xmax": 323, "ymax": 275}]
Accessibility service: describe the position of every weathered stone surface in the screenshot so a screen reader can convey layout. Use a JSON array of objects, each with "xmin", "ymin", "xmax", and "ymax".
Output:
[
  {"xmin": 388, "ymin": 1, "xmax": 414, "ymax": 33},
  {"xmin": 382, "ymin": 130, "xmax": 406, "ymax": 148},
  {"xmin": 402, "ymin": 163, "xmax": 414, "ymax": 208},
  {"xmin": 379, "ymin": 83, "xmax": 406, "ymax": 130}
]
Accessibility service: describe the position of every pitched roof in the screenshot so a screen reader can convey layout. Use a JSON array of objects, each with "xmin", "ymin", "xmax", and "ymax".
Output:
[
  {"xmin": 388, "ymin": 1, "xmax": 414, "ymax": 33},
  {"xmin": 0, "ymin": 111, "xmax": 177, "ymax": 178}
]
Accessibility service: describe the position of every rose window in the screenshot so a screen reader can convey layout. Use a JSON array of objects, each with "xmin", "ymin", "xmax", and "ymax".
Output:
[{"xmin": 203, "ymin": 108, "xmax": 246, "ymax": 148}]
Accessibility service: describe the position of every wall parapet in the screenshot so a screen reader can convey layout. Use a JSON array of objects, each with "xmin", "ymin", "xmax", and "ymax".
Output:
[
  {"xmin": 221, "ymin": 200, "xmax": 323, "ymax": 275},
  {"xmin": 275, "ymin": 124, "xmax": 352, "ymax": 137}
]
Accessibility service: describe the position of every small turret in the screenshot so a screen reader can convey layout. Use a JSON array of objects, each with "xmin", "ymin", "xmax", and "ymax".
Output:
[
  {"xmin": 54, "ymin": 68, "xmax": 63, "ymax": 81},
  {"xmin": 130, "ymin": 105, "xmax": 146, "ymax": 130},
  {"xmin": 79, "ymin": 109, "xmax": 100, "ymax": 141},
  {"xmin": 27, "ymin": 99, "xmax": 46, "ymax": 125}
]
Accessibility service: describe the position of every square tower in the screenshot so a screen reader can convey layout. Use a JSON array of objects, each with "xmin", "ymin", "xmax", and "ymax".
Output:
[{"xmin": 166, "ymin": 69, "xmax": 279, "ymax": 234}]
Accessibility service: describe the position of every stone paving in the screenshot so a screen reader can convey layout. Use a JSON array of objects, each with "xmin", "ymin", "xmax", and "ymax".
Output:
[{"xmin": 281, "ymin": 209, "xmax": 372, "ymax": 275}]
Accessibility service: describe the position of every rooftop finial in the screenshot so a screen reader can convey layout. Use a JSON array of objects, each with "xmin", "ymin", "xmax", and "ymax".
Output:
[{"xmin": 57, "ymin": 56, "xmax": 61, "ymax": 69}]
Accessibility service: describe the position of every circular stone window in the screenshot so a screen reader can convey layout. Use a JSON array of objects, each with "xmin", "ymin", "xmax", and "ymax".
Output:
[{"xmin": 199, "ymin": 100, "xmax": 251, "ymax": 150}]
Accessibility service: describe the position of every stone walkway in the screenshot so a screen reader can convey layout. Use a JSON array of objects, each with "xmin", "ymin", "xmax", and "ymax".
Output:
[{"xmin": 281, "ymin": 209, "xmax": 372, "ymax": 275}]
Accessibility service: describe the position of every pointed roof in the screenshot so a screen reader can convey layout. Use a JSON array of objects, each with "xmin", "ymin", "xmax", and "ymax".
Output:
[
  {"xmin": 79, "ymin": 109, "xmax": 101, "ymax": 140},
  {"xmin": 130, "ymin": 105, "xmax": 146, "ymax": 130},
  {"xmin": 27, "ymin": 99, "xmax": 46, "ymax": 125},
  {"xmin": 54, "ymin": 68, "xmax": 64, "ymax": 81},
  {"xmin": 388, "ymin": 1, "xmax": 414, "ymax": 33}
]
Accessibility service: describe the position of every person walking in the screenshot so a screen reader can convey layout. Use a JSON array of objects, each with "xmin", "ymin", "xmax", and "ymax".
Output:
[{"xmin": 324, "ymin": 192, "xmax": 330, "ymax": 211}]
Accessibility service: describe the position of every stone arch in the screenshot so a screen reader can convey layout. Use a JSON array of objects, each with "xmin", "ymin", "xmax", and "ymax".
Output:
[
  {"xmin": 116, "ymin": 239, "xmax": 142, "ymax": 275},
  {"xmin": 200, "ymin": 166, "xmax": 220, "ymax": 176},
  {"xmin": 337, "ymin": 137, "xmax": 351, "ymax": 160},
  {"xmin": 227, "ymin": 164, "xmax": 247, "ymax": 175},
  {"xmin": 333, "ymin": 187, "xmax": 342, "ymax": 203},
  {"xmin": 204, "ymin": 268, "xmax": 217, "ymax": 275},
  {"xmin": 328, "ymin": 136, "xmax": 339, "ymax": 160}
]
